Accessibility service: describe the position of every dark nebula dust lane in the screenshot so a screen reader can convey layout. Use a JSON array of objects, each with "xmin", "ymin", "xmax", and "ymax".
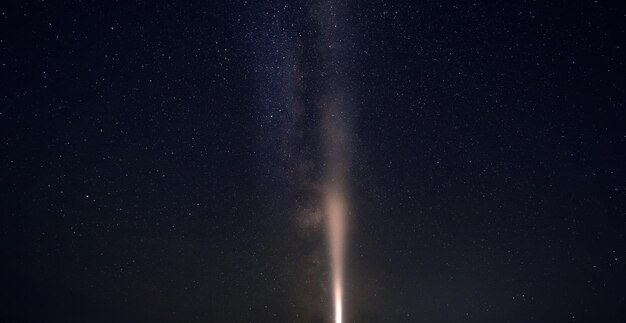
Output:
[{"xmin": 1, "ymin": 0, "xmax": 625, "ymax": 322}]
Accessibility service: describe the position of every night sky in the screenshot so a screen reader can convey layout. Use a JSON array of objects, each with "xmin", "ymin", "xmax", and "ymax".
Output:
[{"xmin": 1, "ymin": 1, "xmax": 625, "ymax": 322}]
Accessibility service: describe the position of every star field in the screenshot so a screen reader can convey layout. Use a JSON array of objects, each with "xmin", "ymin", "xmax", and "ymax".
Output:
[{"xmin": 1, "ymin": 0, "xmax": 624, "ymax": 322}]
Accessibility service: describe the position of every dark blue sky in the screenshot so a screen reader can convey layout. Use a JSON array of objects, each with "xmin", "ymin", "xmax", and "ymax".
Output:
[{"xmin": 1, "ymin": 1, "xmax": 624, "ymax": 322}]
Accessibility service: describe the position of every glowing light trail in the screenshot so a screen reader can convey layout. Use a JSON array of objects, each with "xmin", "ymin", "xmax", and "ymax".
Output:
[
  {"xmin": 322, "ymin": 97, "xmax": 349, "ymax": 323},
  {"xmin": 326, "ymin": 186, "xmax": 346, "ymax": 323}
]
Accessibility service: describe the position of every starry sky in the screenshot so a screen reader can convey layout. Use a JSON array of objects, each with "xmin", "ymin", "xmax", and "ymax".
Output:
[{"xmin": 1, "ymin": 1, "xmax": 625, "ymax": 322}]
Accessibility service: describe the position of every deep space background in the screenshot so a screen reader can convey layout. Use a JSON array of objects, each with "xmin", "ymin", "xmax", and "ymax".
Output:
[{"xmin": 1, "ymin": 0, "xmax": 625, "ymax": 322}]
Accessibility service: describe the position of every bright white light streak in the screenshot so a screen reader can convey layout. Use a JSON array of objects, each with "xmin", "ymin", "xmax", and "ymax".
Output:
[{"xmin": 326, "ymin": 184, "xmax": 346, "ymax": 323}]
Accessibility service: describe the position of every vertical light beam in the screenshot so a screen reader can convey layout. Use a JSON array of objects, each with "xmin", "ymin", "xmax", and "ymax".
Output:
[
  {"xmin": 323, "ymin": 97, "xmax": 349, "ymax": 323},
  {"xmin": 326, "ymin": 186, "xmax": 346, "ymax": 323},
  {"xmin": 318, "ymin": 1, "xmax": 350, "ymax": 319}
]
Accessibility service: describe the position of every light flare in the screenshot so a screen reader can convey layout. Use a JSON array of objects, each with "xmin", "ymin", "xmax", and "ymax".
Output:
[
  {"xmin": 321, "ymin": 95, "xmax": 349, "ymax": 323},
  {"xmin": 326, "ymin": 184, "xmax": 346, "ymax": 323}
]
